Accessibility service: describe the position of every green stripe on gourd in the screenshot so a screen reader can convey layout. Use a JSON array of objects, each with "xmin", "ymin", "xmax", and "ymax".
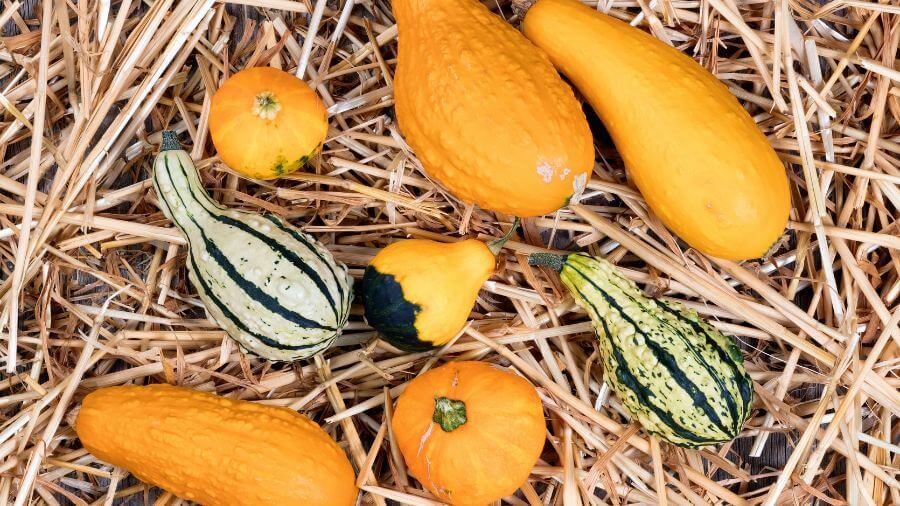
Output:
[
  {"xmin": 530, "ymin": 252, "xmax": 752, "ymax": 447},
  {"xmin": 152, "ymin": 131, "xmax": 353, "ymax": 361}
]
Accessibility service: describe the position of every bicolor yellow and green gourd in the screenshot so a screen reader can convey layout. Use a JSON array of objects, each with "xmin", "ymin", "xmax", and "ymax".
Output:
[{"xmin": 530, "ymin": 252, "xmax": 753, "ymax": 447}]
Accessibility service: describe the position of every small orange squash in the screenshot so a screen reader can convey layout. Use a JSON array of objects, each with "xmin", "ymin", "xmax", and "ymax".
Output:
[
  {"xmin": 209, "ymin": 66, "xmax": 328, "ymax": 179},
  {"xmin": 393, "ymin": 0, "xmax": 594, "ymax": 217},
  {"xmin": 392, "ymin": 361, "xmax": 546, "ymax": 505},
  {"xmin": 519, "ymin": 0, "xmax": 790, "ymax": 259},
  {"xmin": 76, "ymin": 384, "xmax": 357, "ymax": 506}
]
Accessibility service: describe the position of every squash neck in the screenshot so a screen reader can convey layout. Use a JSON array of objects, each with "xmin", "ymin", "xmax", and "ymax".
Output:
[
  {"xmin": 432, "ymin": 397, "xmax": 467, "ymax": 432},
  {"xmin": 153, "ymin": 146, "xmax": 221, "ymax": 232}
]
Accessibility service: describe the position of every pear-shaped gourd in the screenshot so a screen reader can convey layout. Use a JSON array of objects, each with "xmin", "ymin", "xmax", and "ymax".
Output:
[
  {"xmin": 393, "ymin": 0, "xmax": 594, "ymax": 217},
  {"xmin": 361, "ymin": 224, "xmax": 516, "ymax": 350},
  {"xmin": 519, "ymin": 0, "xmax": 790, "ymax": 260},
  {"xmin": 152, "ymin": 132, "xmax": 353, "ymax": 361}
]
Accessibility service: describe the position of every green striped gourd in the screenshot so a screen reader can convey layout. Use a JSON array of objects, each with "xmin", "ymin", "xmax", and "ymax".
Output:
[
  {"xmin": 529, "ymin": 252, "xmax": 752, "ymax": 447},
  {"xmin": 152, "ymin": 131, "xmax": 353, "ymax": 361}
]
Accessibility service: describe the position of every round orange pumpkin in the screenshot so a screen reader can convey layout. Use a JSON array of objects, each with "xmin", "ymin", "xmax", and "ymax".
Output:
[
  {"xmin": 209, "ymin": 66, "xmax": 328, "ymax": 179},
  {"xmin": 392, "ymin": 361, "xmax": 546, "ymax": 505}
]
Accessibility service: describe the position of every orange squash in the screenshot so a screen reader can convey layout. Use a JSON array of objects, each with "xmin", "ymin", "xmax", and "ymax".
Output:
[
  {"xmin": 209, "ymin": 66, "xmax": 328, "ymax": 179},
  {"xmin": 392, "ymin": 361, "xmax": 546, "ymax": 505},
  {"xmin": 519, "ymin": 0, "xmax": 790, "ymax": 259},
  {"xmin": 76, "ymin": 384, "xmax": 357, "ymax": 506},
  {"xmin": 393, "ymin": 0, "xmax": 594, "ymax": 217}
]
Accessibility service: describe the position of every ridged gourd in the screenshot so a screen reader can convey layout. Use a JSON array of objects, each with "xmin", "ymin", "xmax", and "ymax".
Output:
[
  {"xmin": 152, "ymin": 131, "xmax": 352, "ymax": 361},
  {"xmin": 530, "ymin": 252, "xmax": 753, "ymax": 447}
]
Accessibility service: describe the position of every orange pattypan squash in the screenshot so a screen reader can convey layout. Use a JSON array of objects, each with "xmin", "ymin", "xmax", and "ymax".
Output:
[
  {"xmin": 209, "ymin": 66, "xmax": 328, "ymax": 179},
  {"xmin": 392, "ymin": 361, "xmax": 546, "ymax": 505}
]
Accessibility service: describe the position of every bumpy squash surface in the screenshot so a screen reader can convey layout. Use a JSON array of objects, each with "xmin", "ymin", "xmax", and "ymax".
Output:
[
  {"xmin": 392, "ymin": 361, "xmax": 546, "ymax": 505},
  {"xmin": 209, "ymin": 66, "xmax": 327, "ymax": 179},
  {"xmin": 393, "ymin": 0, "xmax": 594, "ymax": 217},
  {"xmin": 362, "ymin": 239, "xmax": 495, "ymax": 350},
  {"xmin": 530, "ymin": 253, "xmax": 753, "ymax": 447},
  {"xmin": 521, "ymin": 0, "xmax": 790, "ymax": 259},
  {"xmin": 76, "ymin": 384, "xmax": 357, "ymax": 506}
]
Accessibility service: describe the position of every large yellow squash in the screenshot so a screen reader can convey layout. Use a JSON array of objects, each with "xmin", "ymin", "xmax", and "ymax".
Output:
[
  {"xmin": 76, "ymin": 384, "xmax": 357, "ymax": 506},
  {"xmin": 521, "ymin": 0, "xmax": 790, "ymax": 259},
  {"xmin": 393, "ymin": 0, "xmax": 595, "ymax": 217}
]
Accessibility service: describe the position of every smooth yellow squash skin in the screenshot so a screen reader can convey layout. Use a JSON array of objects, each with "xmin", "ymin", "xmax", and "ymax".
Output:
[
  {"xmin": 393, "ymin": 0, "xmax": 594, "ymax": 217},
  {"xmin": 522, "ymin": 0, "xmax": 790, "ymax": 259},
  {"xmin": 369, "ymin": 239, "xmax": 494, "ymax": 347}
]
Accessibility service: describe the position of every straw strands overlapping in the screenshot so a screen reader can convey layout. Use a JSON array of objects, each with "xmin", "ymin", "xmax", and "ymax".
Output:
[{"xmin": 0, "ymin": 0, "xmax": 897, "ymax": 504}]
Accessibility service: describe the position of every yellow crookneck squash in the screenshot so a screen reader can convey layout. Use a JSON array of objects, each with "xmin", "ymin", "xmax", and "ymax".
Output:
[
  {"xmin": 209, "ymin": 66, "xmax": 328, "ymax": 179},
  {"xmin": 392, "ymin": 361, "xmax": 546, "ymax": 505},
  {"xmin": 393, "ymin": 0, "xmax": 594, "ymax": 217},
  {"xmin": 361, "ymin": 223, "xmax": 517, "ymax": 351},
  {"xmin": 76, "ymin": 384, "xmax": 357, "ymax": 506},
  {"xmin": 519, "ymin": 0, "xmax": 790, "ymax": 260}
]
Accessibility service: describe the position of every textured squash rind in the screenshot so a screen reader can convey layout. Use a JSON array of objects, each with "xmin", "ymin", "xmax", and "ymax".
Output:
[
  {"xmin": 76, "ymin": 384, "xmax": 358, "ymax": 506},
  {"xmin": 393, "ymin": 0, "xmax": 594, "ymax": 217},
  {"xmin": 560, "ymin": 253, "xmax": 752, "ymax": 447}
]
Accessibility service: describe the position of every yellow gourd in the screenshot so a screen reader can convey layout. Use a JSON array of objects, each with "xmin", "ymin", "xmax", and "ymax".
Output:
[
  {"xmin": 209, "ymin": 66, "xmax": 328, "ymax": 179},
  {"xmin": 519, "ymin": 0, "xmax": 790, "ymax": 259},
  {"xmin": 393, "ymin": 0, "xmax": 594, "ymax": 217},
  {"xmin": 361, "ymin": 238, "xmax": 496, "ymax": 350},
  {"xmin": 76, "ymin": 384, "xmax": 357, "ymax": 506}
]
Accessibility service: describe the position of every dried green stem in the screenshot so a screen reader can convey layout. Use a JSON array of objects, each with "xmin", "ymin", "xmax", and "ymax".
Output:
[
  {"xmin": 528, "ymin": 252, "xmax": 567, "ymax": 272},
  {"xmin": 487, "ymin": 217, "xmax": 521, "ymax": 256},
  {"xmin": 160, "ymin": 131, "xmax": 181, "ymax": 152},
  {"xmin": 432, "ymin": 397, "xmax": 467, "ymax": 432}
]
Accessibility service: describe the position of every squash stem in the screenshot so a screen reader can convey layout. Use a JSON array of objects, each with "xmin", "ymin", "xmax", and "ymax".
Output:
[
  {"xmin": 160, "ymin": 131, "xmax": 181, "ymax": 152},
  {"xmin": 528, "ymin": 252, "xmax": 567, "ymax": 273},
  {"xmin": 487, "ymin": 217, "xmax": 521, "ymax": 256},
  {"xmin": 432, "ymin": 397, "xmax": 467, "ymax": 432}
]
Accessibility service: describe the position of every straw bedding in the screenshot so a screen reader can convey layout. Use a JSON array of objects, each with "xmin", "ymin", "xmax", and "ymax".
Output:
[{"xmin": 0, "ymin": 0, "xmax": 897, "ymax": 504}]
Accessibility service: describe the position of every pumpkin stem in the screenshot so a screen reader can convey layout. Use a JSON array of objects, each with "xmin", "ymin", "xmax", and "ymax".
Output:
[
  {"xmin": 160, "ymin": 130, "xmax": 181, "ymax": 152},
  {"xmin": 487, "ymin": 217, "xmax": 520, "ymax": 256},
  {"xmin": 432, "ymin": 397, "xmax": 467, "ymax": 432},
  {"xmin": 528, "ymin": 252, "xmax": 567, "ymax": 273},
  {"xmin": 252, "ymin": 91, "xmax": 282, "ymax": 120}
]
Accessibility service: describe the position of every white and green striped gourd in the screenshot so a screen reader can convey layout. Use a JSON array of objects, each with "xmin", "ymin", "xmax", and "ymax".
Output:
[
  {"xmin": 530, "ymin": 252, "xmax": 753, "ymax": 447},
  {"xmin": 152, "ymin": 131, "xmax": 353, "ymax": 361}
]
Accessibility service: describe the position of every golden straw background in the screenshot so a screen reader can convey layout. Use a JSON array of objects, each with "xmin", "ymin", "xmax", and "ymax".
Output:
[{"xmin": 0, "ymin": 0, "xmax": 897, "ymax": 504}]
